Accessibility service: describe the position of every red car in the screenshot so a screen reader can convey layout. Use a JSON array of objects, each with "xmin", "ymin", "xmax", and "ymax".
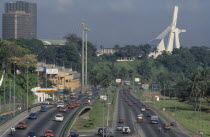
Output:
[
  {"xmin": 74, "ymin": 103, "xmax": 81, "ymax": 107},
  {"xmin": 125, "ymin": 99, "xmax": 128, "ymax": 102},
  {"xmin": 59, "ymin": 107, "xmax": 67, "ymax": 112},
  {"xmin": 128, "ymin": 102, "xmax": 132, "ymax": 106},
  {"xmin": 17, "ymin": 122, "xmax": 27, "ymax": 129},
  {"xmin": 146, "ymin": 106, "xmax": 150, "ymax": 110},
  {"xmin": 44, "ymin": 130, "xmax": 54, "ymax": 137},
  {"xmin": 133, "ymin": 101, "xmax": 138, "ymax": 104},
  {"xmin": 164, "ymin": 124, "xmax": 171, "ymax": 130},
  {"xmin": 68, "ymin": 104, "xmax": 74, "ymax": 109},
  {"xmin": 84, "ymin": 100, "xmax": 89, "ymax": 104},
  {"xmin": 118, "ymin": 119, "xmax": 125, "ymax": 123}
]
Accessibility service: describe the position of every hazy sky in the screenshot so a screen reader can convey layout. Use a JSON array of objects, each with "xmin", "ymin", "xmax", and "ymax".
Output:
[{"xmin": 0, "ymin": 0, "xmax": 210, "ymax": 48}]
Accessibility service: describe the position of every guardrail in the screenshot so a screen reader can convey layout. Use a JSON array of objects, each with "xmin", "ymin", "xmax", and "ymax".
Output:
[
  {"xmin": 59, "ymin": 104, "xmax": 91, "ymax": 137},
  {"xmin": 0, "ymin": 103, "xmax": 47, "ymax": 126}
]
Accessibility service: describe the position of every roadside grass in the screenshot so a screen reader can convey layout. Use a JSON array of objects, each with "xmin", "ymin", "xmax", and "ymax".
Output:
[
  {"xmin": 135, "ymin": 89, "xmax": 210, "ymax": 137},
  {"xmin": 72, "ymin": 87, "xmax": 118, "ymax": 132}
]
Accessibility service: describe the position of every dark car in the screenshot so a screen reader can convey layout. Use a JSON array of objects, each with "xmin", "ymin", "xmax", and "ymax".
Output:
[
  {"xmin": 28, "ymin": 131, "xmax": 37, "ymax": 137},
  {"xmin": 98, "ymin": 128, "xmax": 107, "ymax": 135},
  {"xmin": 118, "ymin": 119, "xmax": 125, "ymax": 123},
  {"xmin": 40, "ymin": 106, "xmax": 47, "ymax": 112},
  {"xmin": 69, "ymin": 132, "xmax": 79, "ymax": 137},
  {"xmin": 28, "ymin": 113, "xmax": 37, "ymax": 119}
]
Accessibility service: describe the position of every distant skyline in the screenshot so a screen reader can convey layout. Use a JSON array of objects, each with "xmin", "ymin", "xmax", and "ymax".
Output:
[{"xmin": 0, "ymin": 0, "xmax": 210, "ymax": 48}]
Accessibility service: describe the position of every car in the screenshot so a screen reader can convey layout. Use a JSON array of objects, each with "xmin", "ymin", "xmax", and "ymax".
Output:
[
  {"xmin": 146, "ymin": 106, "xmax": 150, "ymax": 110},
  {"xmin": 74, "ymin": 103, "xmax": 81, "ymax": 107},
  {"xmin": 55, "ymin": 114, "xmax": 64, "ymax": 121},
  {"xmin": 68, "ymin": 104, "xmax": 75, "ymax": 109},
  {"xmin": 98, "ymin": 128, "xmax": 107, "ymax": 135},
  {"xmin": 116, "ymin": 126, "xmax": 123, "ymax": 131},
  {"xmin": 69, "ymin": 132, "xmax": 79, "ymax": 137},
  {"xmin": 27, "ymin": 131, "xmax": 37, "ymax": 137},
  {"xmin": 118, "ymin": 119, "xmax": 125, "ymax": 123},
  {"xmin": 164, "ymin": 124, "xmax": 171, "ymax": 130},
  {"xmin": 44, "ymin": 130, "xmax": 54, "ymax": 137},
  {"xmin": 40, "ymin": 106, "xmax": 47, "ymax": 112},
  {"xmin": 141, "ymin": 108, "xmax": 145, "ymax": 112},
  {"xmin": 147, "ymin": 113, "xmax": 152, "ymax": 117},
  {"xmin": 59, "ymin": 107, "xmax": 67, "ymax": 112},
  {"xmin": 133, "ymin": 101, "xmax": 138, "ymax": 104},
  {"xmin": 122, "ymin": 126, "xmax": 131, "ymax": 134},
  {"xmin": 128, "ymin": 102, "xmax": 132, "ymax": 106},
  {"xmin": 125, "ymin": 99, "xmax": 128, "ymax": 102},
  {"xmin": 103, "ymin": 130, "xmax": 114, "ymax": 137},
  {"xmin": 16, "ymin": 122, "xmax": 27, "ymax": 129},
  {"xmin": 71, "ymin": 99, "xmax": 76, "ymax": 102},
  {"xmin": 42, "ymin": 101, "xmax": 50, "ymax": 105},
  {"xmin": 28, "ymin": 113, "xmax": 37, "ymax": 119},
  {"xmin": 84, "ymin": 100, "xmax": 89, "ymax": 104}
]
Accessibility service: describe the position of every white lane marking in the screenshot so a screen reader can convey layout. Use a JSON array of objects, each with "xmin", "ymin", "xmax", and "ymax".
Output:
[{"xmin": 0, "ymin": 110, "xmax": 38, "ymax": 137}]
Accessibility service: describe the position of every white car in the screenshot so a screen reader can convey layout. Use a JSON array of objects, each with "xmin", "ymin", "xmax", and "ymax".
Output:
[
  {"xmin": 55, "ymin": 114, "xmax": 64, "ymax": 121},
  {"xmin": 141, "ymin": 108, "xmax": 145, "ymax": 112},
  {"xmin": 122, "ymin": 126, "xmax": 131, "ymax": 134}
]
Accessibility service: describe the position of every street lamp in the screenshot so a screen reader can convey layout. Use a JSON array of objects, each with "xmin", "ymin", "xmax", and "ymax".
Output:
[
  {"xmin": 84, "ymin": 26, "xmax": 90, "ymax": 88},
  {"xmin": 27, "ymin": 62, "xmax": 29, "ymax": 109},
  {"xmin": 80, "ymin": 23, "xmax": 87, "ymax": 93},
  {"xmin": 13, "ymin": 62, "xmax": 16, "ymax": 116}
]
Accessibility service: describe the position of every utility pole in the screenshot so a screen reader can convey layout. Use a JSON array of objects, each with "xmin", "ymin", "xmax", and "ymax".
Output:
[
  {"xmin": 102, "ymin": 100, "xmax": 105, "ymax": 137},
  {"xmin": 4, "ymin": 74, "xmax": 6, "ymax": 112},
  {"xmin": 81, "ymin": 23, "xmax": 87, "ymax": 93}
]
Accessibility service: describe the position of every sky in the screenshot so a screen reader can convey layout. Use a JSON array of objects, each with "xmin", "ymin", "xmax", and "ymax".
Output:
[{"xmin": 0, "ymin": 0, "xmax": 210, "ymax": 48}]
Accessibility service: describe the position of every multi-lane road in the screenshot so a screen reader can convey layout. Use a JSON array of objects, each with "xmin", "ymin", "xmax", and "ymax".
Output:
[
  {"xmin": 1, "ymin": 95, "xmax": 90, "ymax": 137},
  {"xmin": 114, "ymin": 89, "xmax": 189, "ymax": 137}
]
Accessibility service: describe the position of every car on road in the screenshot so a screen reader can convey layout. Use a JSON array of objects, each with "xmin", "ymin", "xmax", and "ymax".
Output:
[
  {"xmin": 164, "ymin": 124, "xmax": 171, "ymax": 130},
  {"xmin": 28, "ymin": 113, "xmax": 37, "ymax": 119},
  {"xmin": 118, "ymin": 119, "xmax": 125, "ymax": 123},
  {"xmin": 40, "ymin": 106, "xmax": 47, "ymax": 112},
  {"xmin": 16, "ymin": 122, "xmax": 27, "ymax": 129},
  {"xmin": 146, "ymin": 106, "xmax": 150, "ymax": 110},
  {"xmin": 27, "ymin": 131, "xmax": 37, "ymax": 137},
  {"xmin": 125, "ymin": 99, "xmax": 128, "ymax": 102},
  {"xmin": 98, "ymin": 128, "xmax": 107, "ymax": 135},
  {"xmin": 55, "ymin": 114, "xmax": 64, "ymax": 121},
  {"xmin": 69, "ymin": 132, "xmax": 79, "ymax": 137},
  {"xmin": 116, "ymin": 126, "xmax": 123, "ymax": 131},
  {"xmin": 133, "ymin": 101, "xmax": 138, "ymax": 104},
  {"xmin": 74, "ymin": 103, "xmax": 81, "ymax": 107},
  {"xmin": 122, "ymin": 126, "xmax": 131, "ymax": 134},
  {"xmin": 141, "ymin": 108, "xmax": 146, "ymax": 112},
  {"xmin": 147, "ymin": 113, "xmax": 152, "ymax": 117},
  {"xmin": 68, "ymin": 104, "xmax": 75, "ymax": 109},
  {"xmin": 103, "ymin": 130, "xmax": 114, "ymax": 137},
  {"xmin": 59, "ymin": 107, "xmax": 67, "ymax": 112},
  {"xmin": 44, "ymin": 130, "xmax": 54, "ymax": 137},
  {"xmin": 128, "ymin": 102, "xmax": 132, "ymax": 106}
]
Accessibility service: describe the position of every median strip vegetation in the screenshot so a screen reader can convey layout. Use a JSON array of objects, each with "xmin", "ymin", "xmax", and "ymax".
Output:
[{"xmin": 71, "ymin": 87, "xmax": 118, "ymax": 134}]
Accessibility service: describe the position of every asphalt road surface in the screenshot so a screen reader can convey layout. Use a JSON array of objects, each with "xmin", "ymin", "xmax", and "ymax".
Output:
[
  {"xmin": 114, "ymin": 89, "xmax": 190, "ymax": 137},
  {"xmin": 2, "ymin": 96, "xmax": 89, "ymax": 137}
]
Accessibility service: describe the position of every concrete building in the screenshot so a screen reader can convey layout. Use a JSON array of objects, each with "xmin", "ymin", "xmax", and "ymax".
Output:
[
  {"xmin": 97, "ymin": 48, "xmax": 116, "ymax": 56},
  {"xmin": 2, "ymin": 1, "xmax": 37, "ymax": 39},
  {"xmin": 37, "ymin": 62, "xmax": 80, "ymax": 91}
]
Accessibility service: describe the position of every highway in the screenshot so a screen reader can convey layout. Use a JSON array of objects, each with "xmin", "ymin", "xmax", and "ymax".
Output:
[
  {"xmin": 114, "ymin": 89, "xmax": 189, "ymax": 137},
  {"xmin": 2, "ymin": 97, "xmax": 88, "ymax": 137}
]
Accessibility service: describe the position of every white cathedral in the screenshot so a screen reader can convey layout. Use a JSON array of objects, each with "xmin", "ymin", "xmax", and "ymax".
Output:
[{"xmin": 149, "ymin": 6, "xmax": 186, "ymax": 58}]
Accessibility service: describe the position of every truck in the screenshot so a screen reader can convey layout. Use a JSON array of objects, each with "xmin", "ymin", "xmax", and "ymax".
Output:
[
  {"xmin": 150, "ymin": 115, "xmax": 159, "ymax": 124},
  {"xmin": 122, "ymin": 126, "xmax": 131, "ymax": 134}
]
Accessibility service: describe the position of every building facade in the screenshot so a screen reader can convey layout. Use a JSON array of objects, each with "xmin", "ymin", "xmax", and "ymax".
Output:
[{"xmin": 2, "ymin": 1, "xmax": 37, "ymax": 39}]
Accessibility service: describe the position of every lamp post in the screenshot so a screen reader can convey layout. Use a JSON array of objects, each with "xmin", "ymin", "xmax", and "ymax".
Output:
[
  {"xmin": 80, "ymin": 23, "xmax": 87, "ymax": 93},
  {"xmin": 27, "ymin": 62, "xmax": 29, "ymax": 109},
  {"xmin": 9, "ymin": 80, "xmax": 12, "ymax": 111},
  {"xmin": 84, "ymin": 26, "xmax": 90, "ymax": 88},
  {"xmin": 13, "ymin": 62, "xmax": 16, "ymax": 116}
]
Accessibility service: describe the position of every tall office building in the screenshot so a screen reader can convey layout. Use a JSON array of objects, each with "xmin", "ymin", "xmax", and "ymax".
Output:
[{"xmin": 2, "ymin": 1, "xmax": 37, "ymax": 39}]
